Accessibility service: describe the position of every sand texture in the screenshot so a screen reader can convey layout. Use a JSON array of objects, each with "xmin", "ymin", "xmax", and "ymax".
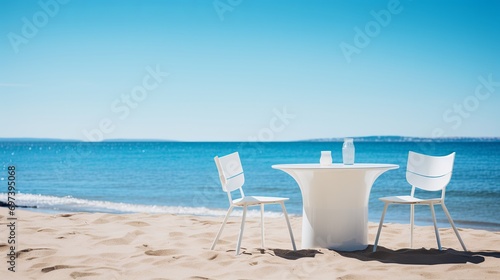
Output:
[{"xmin": 1, "ymin": 208, "xmax": 499, "ymax": 279}]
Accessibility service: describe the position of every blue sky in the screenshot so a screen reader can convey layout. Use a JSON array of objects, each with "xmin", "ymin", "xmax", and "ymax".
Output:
[{"xmin": 1, "ymin": 0, "xmax": 499, "ymax": 141}]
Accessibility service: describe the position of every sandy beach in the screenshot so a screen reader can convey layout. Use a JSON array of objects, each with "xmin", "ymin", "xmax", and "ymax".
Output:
[{"xmin": 1, "ymin": 208, "xmax": 499, "ymax": 279}]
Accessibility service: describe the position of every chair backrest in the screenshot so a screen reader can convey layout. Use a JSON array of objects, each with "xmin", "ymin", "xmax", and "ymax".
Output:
[
  {"xmin": 406, "ymin": 151, "xmax": 455, "ymax": 192},
  {"xmin": 214, "ymin": 152, "xmax": 245, "ymax": 193}
]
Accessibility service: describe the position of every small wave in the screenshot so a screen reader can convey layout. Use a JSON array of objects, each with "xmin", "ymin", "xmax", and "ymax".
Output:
[
  {"xmin": 0, "ymin": 193, "xmax": 291, "ymax": 218},
  {"xmin": 452, "ymin": 219, "xmax": 500, "ymax": 231}
]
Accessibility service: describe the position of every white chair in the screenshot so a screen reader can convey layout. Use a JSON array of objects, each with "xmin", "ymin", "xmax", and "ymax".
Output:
[
  {"xmin": 373, "ymin": 151, "xmax": 467, "ymax": 252},
  {"xmin": 211, "ymin": 152, "xmax": 296, "ymax": 255}
]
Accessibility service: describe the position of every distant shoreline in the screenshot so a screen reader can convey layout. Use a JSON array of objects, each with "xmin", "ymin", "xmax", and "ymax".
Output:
[{"xmin": 1, "ymin": 136, "xmax": 500, "ymax": 143}]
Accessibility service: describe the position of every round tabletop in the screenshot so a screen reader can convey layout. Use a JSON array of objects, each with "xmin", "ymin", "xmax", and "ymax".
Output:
[{"xmin": 272, "ymin": 163, "xmax": 399, "ymax": 170}]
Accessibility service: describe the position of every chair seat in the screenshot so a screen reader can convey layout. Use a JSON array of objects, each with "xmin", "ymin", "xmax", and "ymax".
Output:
[
  {"xmin": 233, "ymin": 196, "xmax": 289, "ymax": 206},
  {"xmin": 379, "ymin": 195, "xmax": 442, "ymax": 205}
]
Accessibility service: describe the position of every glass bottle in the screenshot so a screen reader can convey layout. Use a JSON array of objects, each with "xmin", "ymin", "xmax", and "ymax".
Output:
[{"xmin": 342, "ymin": 138, "xmax": 355, "ymax": 165}]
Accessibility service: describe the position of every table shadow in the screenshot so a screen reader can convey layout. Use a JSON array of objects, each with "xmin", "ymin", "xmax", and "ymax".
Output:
[
  {"xmin": 335, "ymin": 245, "xmax": 499, "ymax": 265},
  {"xmin": 273, "ymin": 249, "xmax": 323, "ymax": 260}
]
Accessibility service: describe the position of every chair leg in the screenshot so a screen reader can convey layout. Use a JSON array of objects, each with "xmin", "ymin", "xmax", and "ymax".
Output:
[
  {"xmin": 410, "ymin": 204, "xmax": 414, "ymax": 248},
  {"xmin": 373, "ymin": 203, "xmax": 389, "ymax": 252},
  {"xmin": 211, "ymin": 206, "xmax": 234, "ymax": 250},
  {"xmin": 429, "ymin": 204, "xmax": 442, "ymax": 250},
  {"xmin": 280, "ymin": 202, "xmax": 296, "ymax": 251},
  {"xmin": 442, "ymin": 203, "xmax": 467, "ymax": 251},
  {"xmin": 260, "ymin": 204, "xmax": 265, "ymax": 248},
  {"xmin": 236, "ymin": 205, "xmax": 247, "ymax": 255}
]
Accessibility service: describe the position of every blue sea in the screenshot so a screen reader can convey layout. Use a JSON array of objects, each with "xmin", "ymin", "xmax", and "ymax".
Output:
[{"xmin": 1, "ymin": 141, "xmax": 499, "ymax": 231}]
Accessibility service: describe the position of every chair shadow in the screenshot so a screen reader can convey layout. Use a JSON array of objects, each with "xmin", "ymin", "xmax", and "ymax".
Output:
[
  {"xmin": 336, "ymin": 245, "xmax": 500, "ymax": 265},
  {"xmin": 273, "ymin": 249, "xmax": 323, "ymax": 260}
]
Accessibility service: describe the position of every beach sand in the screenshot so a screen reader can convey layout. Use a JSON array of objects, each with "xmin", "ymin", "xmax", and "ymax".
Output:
[{"xmin": 1, "ymin": 208, "xmax": 499, "ymax": 279}]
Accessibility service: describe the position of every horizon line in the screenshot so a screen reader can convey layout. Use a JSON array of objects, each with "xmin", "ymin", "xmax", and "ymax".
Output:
[{"xmin": 1, "ymin": 135, "xmax": 500, "ymax": 143}]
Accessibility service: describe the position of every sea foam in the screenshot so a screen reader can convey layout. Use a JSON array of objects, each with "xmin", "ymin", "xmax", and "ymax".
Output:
[{"xmin": 0, "ymin": 193, "xmax": 291, "ymax": 218}]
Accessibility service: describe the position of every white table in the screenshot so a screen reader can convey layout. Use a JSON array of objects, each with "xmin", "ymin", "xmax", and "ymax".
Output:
[{"xmin": 272, "ymin": 163, "xmax": 399, "ymax": 251}]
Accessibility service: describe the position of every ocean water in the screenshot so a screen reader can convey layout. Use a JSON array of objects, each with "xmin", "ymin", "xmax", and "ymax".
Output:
[{"xmin": 1, "ymin": 141, "xmax": 499, "ymax": 231}]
